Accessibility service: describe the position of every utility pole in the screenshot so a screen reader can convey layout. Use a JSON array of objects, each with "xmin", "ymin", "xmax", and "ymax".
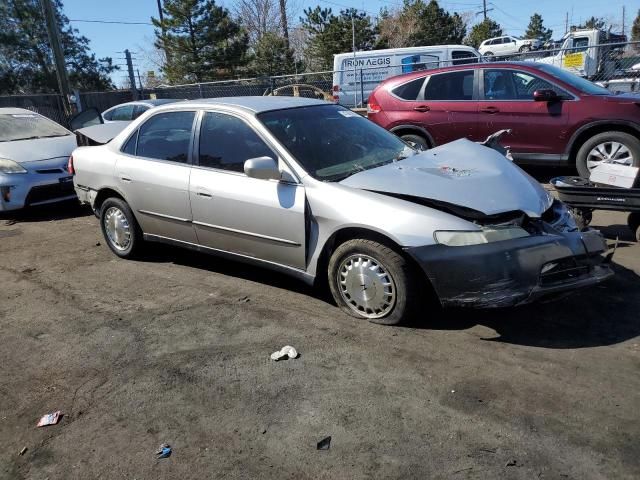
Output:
[
  {"xmin": 565, "ymin": 12, "xmax": 569, "ymax": 34},
  {"xmin": 622, "ymin": 5, "xmax": 626, "ymax": 36},
  {"xmin": 352, "ymin": 14, "xmax": 357, "ymax": 107},
  {"xmin": 40, "ymin": 0, "xmax": 72, "ymax": 115},
  {"xmin": 279, "ymin": 0, "xmax": 289, "ymax": 50},
  {"xmin": 125, "ymin": 50, "xmax": 139, "ymax": 100},
  {"xmin": 482, "ymin": 0, "xmax": 487, "ymax": 20}
]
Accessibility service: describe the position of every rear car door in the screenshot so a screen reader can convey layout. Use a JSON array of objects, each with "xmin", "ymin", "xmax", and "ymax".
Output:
[
  {"xmin": 401, "ymin": 69, "xmax": 479, "ymax": 146},
  {"xmin": 115, "ymin": 110, "xmax": 197, "ymax": 243},
  {"xmin": 476, "ymin": 68, "xmax": 571, "ymax": 158},
  {"xmin": 189, "ymin": 111, "xmax": 306, "ymax": 269}
]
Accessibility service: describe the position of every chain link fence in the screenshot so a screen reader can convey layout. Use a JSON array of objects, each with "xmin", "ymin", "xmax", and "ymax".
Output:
[{"xmin": 3, "ymin": 39, "xmax": 639, "ymax": 127}]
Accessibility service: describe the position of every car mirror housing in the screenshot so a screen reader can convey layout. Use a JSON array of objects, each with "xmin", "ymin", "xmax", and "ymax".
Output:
[
  {"xmin": 244, "ymin": 156, "xmax": 281, "ymax": 181},
  {"xmin": 533, "ymin": 89, "xmax": 559, "ymax": 102}
]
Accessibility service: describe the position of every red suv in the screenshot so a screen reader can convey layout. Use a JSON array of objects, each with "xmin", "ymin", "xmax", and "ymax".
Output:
[{"xmin": 368, "ymin": 62, "xmax": 640, "ymax": 176}]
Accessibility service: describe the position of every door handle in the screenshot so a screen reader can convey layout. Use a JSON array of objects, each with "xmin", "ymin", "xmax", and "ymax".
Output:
[
  {"xmin": 196, "ymin": 191, "xmax": 212, "ymax": 198},
  {"xmin": 413, "ymin": 105, "xmax": 430, "ymax": 112},
  {"xmin": 120, "ymin": 176, "xmax": 132, "ymax": 182},
  {"xmin": 481, "ymin": 106, "xmax": 500, "ymax": 114}
]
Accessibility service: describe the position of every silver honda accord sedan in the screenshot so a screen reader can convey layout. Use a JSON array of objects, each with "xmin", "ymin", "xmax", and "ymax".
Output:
[{"xmin": 71, "ymin": 97, "xmax": 612, "ymax": 324}]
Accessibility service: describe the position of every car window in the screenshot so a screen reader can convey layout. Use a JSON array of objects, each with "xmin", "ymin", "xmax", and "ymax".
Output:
[
  {"xmin": 111, "ymin": 105, "xmax": 134, "ymax": 121},
  {"xmin": 132, "ymin": 105, "xmax": 149, "ymax": 120},
  {"xmin": 102, "ymin": 109, "xmax": 114, "ymax": 121},
  {"xmin": 0, "ymin": 113, "xmax": 70, "ymax": 142},
  {"xmin": 391, "ymin": 77, "xmax": 425, "ymax": 100},
  {"xmin": 423, "ymin": 70, "xmax": 474, "ymax": 101},
  {"xmin": 451, "ymin": 50, "xmax": 479, "ymax": 65},
  {"xmin": 198, "ymin": 112, "xmax": 275, "ymax": 173},
  {"xmin": 121, "ymin": 131, "xmax": 138, "ymax": 155},
  {"xmin": 573, "ymin": 37, "xmax": 589, "ymax": 53},
  {"xmin": 484, "ymin": 69, "xmax": 570, "ymax": 100},
  {"xmin": 136, "ymin": 111, "xmax": 195, "ymax": 163}
]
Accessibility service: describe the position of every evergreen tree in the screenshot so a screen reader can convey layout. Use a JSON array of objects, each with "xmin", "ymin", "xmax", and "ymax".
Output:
[
  {"xmin": 0, "ymin": 0, "xmax": 116, "ymax": 94},
  {"xmin": 251, "ymin": 32, "xmax": 296, "ymax": 76},
  {"xmin": 632, "ymin": 10, "xmax": 640, "ymax": 43},
  {"xmin": 465, "ymin": 18, "xmax": 503, "ymax": 49},
  {"xmin": 153, "ymin": 0, "xmax": 249, "ymax": 83},
  {"xmin": 300, "ymin": 7, "xmax": 376, "ymax": 71},
  {"xmin": 525, "ymin": 13, "xmax": 553, "ymax": 42}
]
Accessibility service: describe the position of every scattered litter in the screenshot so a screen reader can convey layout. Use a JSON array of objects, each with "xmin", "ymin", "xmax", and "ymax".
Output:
[
  {"xmin": 21, "ymin": 267, "xmax": 35, "ymax": 274},
  {"xmin": 95, "ymin": 241, "xmax": 101, "ymax": 247},
  {"xmin": 451, "ymin": 390, "xmax": 455, "ymax": 393},
  {"xmin": 270, "ymin": 345, "xmax": 298, "ymax": 361},
  {"xmin": 36, "ymin": 411, "xmax": 62, "ymax": 427},
  {"xmin": 237, "ymin": 296, "xmax": 250, "ymax": 303},
  {"xmin": 505, "ymin": 459, "xmax": 518, "ymax": 467},
  {"xmin": 317, "ymin": 436, "xmax": 331, "ymax": 450},
  {"xmin": 155, "ymin": 443, "xmax": 172, "ymax": 459},
  {"xmin": 19, "ymin": 447, "xmax": 27, "ymax": 456},
  {"xmin": 262, "ymin": 428, "xmax": 267, "ymax": 434}
]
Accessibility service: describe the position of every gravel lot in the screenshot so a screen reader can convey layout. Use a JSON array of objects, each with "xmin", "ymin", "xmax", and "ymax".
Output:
[{"xmin": 1, "ymin": 177, "xmax": 639, "ymax": 479}]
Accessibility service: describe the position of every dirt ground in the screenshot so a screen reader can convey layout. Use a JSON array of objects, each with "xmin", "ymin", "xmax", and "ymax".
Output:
[{"xmin": 1, "ymin": 175, "xmax": 639, "ymax": 479}]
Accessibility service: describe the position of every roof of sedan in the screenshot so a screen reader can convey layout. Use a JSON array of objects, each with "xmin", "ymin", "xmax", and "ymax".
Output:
[{"xmin": 176, "ymin": 96, "xmax": 329, "ymax": 113}]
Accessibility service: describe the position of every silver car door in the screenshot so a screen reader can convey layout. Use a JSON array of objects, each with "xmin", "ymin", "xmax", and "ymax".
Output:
[
  {"xmin": 189, "ymin": 110, "xmax": 306, "ymax": 270},
  {"xmin": 115, "ymin": 110, "xmax": 197, "ymax": 244}
]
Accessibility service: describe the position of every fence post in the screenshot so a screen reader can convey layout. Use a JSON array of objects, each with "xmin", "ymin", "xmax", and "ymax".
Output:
[
  {"xmin": 269, "ymin": 76, "xmax": 275, "ymax": 95},
  {"xmin": 360, "ymin": 69, "xmax": 364, "ymax": 107},
  {"xmin": 198, "ymin": 83, "xmax": 204, "ymax": 98}
]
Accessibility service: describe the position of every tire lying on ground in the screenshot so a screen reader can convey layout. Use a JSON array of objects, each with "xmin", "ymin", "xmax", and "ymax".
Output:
[
  {"xmin": 328, "ymin": 239, "xmax": 418, "ymax": 325},
  {"xmin": 576, "ymin": 131, "xmax": 640, "ymax": 178}
]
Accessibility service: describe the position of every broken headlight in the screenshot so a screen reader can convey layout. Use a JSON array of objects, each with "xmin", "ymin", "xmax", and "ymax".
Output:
[{"xmin": 434, "ymin": 227, "xmax": 530, "ymax": 247}]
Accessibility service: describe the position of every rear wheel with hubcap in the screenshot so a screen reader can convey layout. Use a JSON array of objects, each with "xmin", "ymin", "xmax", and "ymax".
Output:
[
  {"xmin": 328, "ymin": 239, "xmax": 417, "ymax": 325},
  {"xmin": 100, "ymin": 197, "xmax": 142, "ymax": 258},
  {"xmin": 576, "ymin": 131, "xmax": 640, "ymax": 178}
]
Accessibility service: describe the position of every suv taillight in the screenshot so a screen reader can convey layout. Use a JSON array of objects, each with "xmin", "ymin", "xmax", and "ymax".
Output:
[
  {"xmin": 67, "ymin": 155, "xmax": 75, "ymax": 175},
  {"xmin": 367, "ymin": 101, "xmax": 381, "ymax": 115}
]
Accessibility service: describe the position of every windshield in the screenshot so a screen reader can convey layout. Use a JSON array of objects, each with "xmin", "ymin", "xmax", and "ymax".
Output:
[
  {"xmin": 0, "ymin": 113, "xmax": 70, "ymax": 142},
  {"xmin": 258, "ymin": 105, "xmax": 415, "ymax": 181},
  {"xmin": 534, "ymin": 64, "xmax": 611, "ymax": 95}
]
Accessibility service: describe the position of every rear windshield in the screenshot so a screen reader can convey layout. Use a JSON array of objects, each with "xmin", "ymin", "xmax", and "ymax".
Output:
[
  {"xmin": 533, "ymin": 64, "xmax": 611, "ymax": 95},
  {"xmin": 0, "ymin": 113, "xmax": 70, "ymax": 142},
  {"xmin": 258, "ymin": 104, "xmax": 414, "ymax": 182}
]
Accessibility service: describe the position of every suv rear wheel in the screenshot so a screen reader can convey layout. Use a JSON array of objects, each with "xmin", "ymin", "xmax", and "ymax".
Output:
[
  {"xmin": 328, "ymin": 239, "xmax": 418, "ymax": 325},
  {"xmin": 400, "ymin": 133, "xmax": 429, "ymax": 151},
  {"xmin": 576, "ymin": 131, "xmax": 640, "ymax": 178}
]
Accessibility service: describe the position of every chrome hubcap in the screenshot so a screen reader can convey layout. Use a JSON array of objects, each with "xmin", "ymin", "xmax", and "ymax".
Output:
[
  {"xmin": 337, "ymin": 254, "xmax": 396, "ymax": 319},
  {"xmin": 103, "ymin": 206, "xmax": 131, "ymax": 251},
  {"xmin": 587, "ymin": 141, "xmax": 634, "ymax": 171}
]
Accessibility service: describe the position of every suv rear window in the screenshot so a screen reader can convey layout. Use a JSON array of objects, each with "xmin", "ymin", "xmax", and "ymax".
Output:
[
  {"xmin": 391, "ymin": 77, "xmax": 425, "ymax": 100},
  {"xmin": 423, "ymin": 71, "xmax": 474, "ymax": 101}
]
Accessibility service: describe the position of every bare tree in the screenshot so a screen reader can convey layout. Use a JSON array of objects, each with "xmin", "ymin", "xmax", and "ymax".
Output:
[
  {"xmin": 378, "ymin": 7, "xmax": 420, "ymax": 48},
  {"xmin": 235, "ymin": 0, "xmax": 280, "ymax": 44}
]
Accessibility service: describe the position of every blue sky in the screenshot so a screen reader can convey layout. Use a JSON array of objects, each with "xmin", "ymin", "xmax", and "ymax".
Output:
[{"xmin": 62, "ymin": 0, "xmax": 635, "ymax": 85}]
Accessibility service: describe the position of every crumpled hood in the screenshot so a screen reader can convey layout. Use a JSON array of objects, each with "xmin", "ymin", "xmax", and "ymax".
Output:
[
  {"xmin": 340, "ymin": 138, "xmax": 552, "ymax": 217},
  {"xmin": 0, "ymin": 134, "xmax": 77, "ymax": 163}
]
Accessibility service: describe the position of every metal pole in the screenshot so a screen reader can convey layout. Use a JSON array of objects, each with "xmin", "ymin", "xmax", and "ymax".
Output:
[
  {"xmin": 40, "ymin": 0, "xmax": 71, "ymax": 115},
  {"xmin": 352, "ymin": 15, "xmax": 357, "ymax": 107},
  {"xmin": 360, "ymin": 69, "xmax": 364, "ymax": 107},
  {"xmin": 482, "ymin": 0, "xmax": 487, "ymax": 20},
  {"xmin": 125, "ymin": 50, "xmax": 139, "ymax": 100}
]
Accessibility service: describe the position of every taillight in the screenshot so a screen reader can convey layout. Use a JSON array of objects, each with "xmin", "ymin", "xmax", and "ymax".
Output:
[
  {"xmin": 332, "ymin": 85, "xmax": 340, "ymax": 103},
  {"xmin": 367, "ymin": 101, "xmax": 381, "ymax": 114},
  {"xmin": 67, "ymin": 155, "xmax": 75, "ymax": 175}
]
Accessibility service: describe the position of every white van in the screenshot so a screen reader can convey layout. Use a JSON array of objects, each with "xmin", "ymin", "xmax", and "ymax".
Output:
[{"xmin": 332, "ymin": 45, "xmax": 481, "ymax": 107}]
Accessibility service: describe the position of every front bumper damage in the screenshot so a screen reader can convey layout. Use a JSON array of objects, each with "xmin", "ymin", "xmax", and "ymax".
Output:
[{"xmin": 406, "ymin": 229, "xmax": 613, "ymax": 308}]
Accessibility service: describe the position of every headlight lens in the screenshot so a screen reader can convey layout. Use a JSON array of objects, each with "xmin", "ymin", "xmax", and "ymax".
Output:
[
  {"xmin": 434, "ymin": 227, "xmax": 530, "ymax": 246},
  {"xmin": 0, "ymin": 158, "xmax": 27, "ymax": 174}
]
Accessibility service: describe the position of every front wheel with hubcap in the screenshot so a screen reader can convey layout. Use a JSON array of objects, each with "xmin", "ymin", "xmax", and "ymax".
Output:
[
  {"xmin": 576, "ymin": 131, "xmax": 640, "ymax": 178},
  {"xmin": 100, "ymin": 197, "xmax": 142, "ymax": 258},
  {"xmin": 400, "ymin": 133, "xmax": 429, "ymax": 151},
  {"xmin": 328, "ymin": 239, "xmax": 417, "ymax": 325}
]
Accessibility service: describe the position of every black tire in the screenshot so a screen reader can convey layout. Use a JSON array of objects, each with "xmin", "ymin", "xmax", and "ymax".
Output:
[
  {"xmin": 99, "ymin": 197, "xmax": 143, "ymax": 258},
  {"xmin": 328, "ymin": 239, "xmax": 418, "ymax": 325},
  {"xmin": 576, "ymin": 131, "xmax": 640, "ymax": 178},
  {"xmin": 483, "ymin": 51, "xmax": 494, "ymax": 57},
  {"xmin": 519, "ymin": 45, "xmax": 531, "ymax": 53},
  {"xmin": 628, "ymin": 212, "xmax": 640, "ymax": 242},
  {"xmin": 400, "ymin": 133, "xmax": 429, "ymax": 151},
  {"xmin": 571, "ymin": 208, "xmax": 593, "ymax": 230}
]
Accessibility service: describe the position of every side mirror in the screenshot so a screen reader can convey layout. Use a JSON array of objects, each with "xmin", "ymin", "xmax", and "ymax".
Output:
[
  {"xmin": 69, "ymin": 107, "xmax": 103, "ymax": 131},
  {"xmin": 533, "ymin": 89, "xmax": 559, "ymax": 102},
  {"xmin": 244, "ymin": 156, "xmax": 281, "ymax": 181}
]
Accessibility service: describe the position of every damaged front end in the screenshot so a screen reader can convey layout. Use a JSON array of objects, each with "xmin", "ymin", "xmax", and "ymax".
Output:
[{"xmin": 405, "ymin": 200, "xmax": 613, "ymax": 308}]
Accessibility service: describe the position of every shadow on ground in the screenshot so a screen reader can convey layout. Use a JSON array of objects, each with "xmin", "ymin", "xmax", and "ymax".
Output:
[{"xmin": 0, "ymin": 200, "xmax": 91, "ymax": 223}]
